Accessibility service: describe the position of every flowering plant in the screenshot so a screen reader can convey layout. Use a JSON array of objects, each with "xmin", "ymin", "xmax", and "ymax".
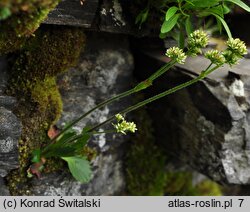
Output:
[
  {"xmin": 136, "ymin": 0, "xmax": 250, "ymax": 46},
  {"xmin": 28, "ymin": 30, "xmax": 247, "ymax": 183}
]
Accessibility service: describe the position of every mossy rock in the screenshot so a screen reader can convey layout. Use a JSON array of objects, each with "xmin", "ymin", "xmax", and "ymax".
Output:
[
  {"xmin": 165, "ymin": 172, "xmax": 194, "ymax": 195},
  {"xmin": 0, "ymin": 0, "xmax": 60, "ymax": 54},
  {"xmin": 10, "ymin": 25, "xmax": 85, "ymax": 80},
  {"xmin": 126, "ymin": 108, "xmax": 166, "ymax": 196},
  {"xmin": 195, "ymin": 180, "xmax": 222, "ymax": 196},
  {"xmin": 165, "ymin": 172, "xmax": 222, "ymax": 196},
  {"xmin": 6, "ymin": 25, "xmax": 86, "ymax": 195}
]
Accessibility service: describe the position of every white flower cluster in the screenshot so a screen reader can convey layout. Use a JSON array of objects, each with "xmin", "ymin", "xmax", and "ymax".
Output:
[
  {"xmin": 227, "ymin": 38, "xmax": 247, "ymax": 56},
  {"xmin": 165, "ymin": 29, "xmax": 247, "ymax": 68},
  {"xmin": 165, "ymin": 47, "xmax": 187, "ymax": 64},
  {"xmin": 188, "ymin": 30, "xmax": 209, "ymax": 55},
  {"xmin": 113, "ymin": 114, "xmax": 137, "ymax": 134},
  {"xmin": 204, "ymin": 50, "xmax": 225, "ymax": 66},
  {"xmin": 223, "ymin": 38, "xmax": 247, "ymax": 66},
  {"xmin": 204, "ymin": 38, "xmax": 247, "ymax": 66}
]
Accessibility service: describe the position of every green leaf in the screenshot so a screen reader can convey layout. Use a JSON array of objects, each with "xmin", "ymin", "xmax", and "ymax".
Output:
[
  {"xmin": 71, "ymin": 133, "xmax": 90, "ymax": 152},
  {"xmin": 222, "ymin": 4, "xmax": 231, "ymax": 14},
  {"xmin": 216, "ymin": 17, "xmax": 222, "ymax": 33},
  {"xmin": 208, "ymin": 5, "xmax": 224, "ymax": 17},
  {"xmin": 165, "ymin": 6, "xmax": 179, "ymax": 21},
  {"xmin": 56, "ymin": 130, "xmax": 77, "ymax": 145},
  {"xmin": 42, "ymin": 134, "xmax": 89, "ymax": 158},
  {"xmin": 31, "ymin": 149, "xmax": 41, "ymax": 163},
  {"xmin": 161, "ymin": 14, "xmax": 180, "ymax": 33},
  {"xmin": 185, "ymin": 16, "xmax": 193, "ymax": 35},
  {"xmin": 42, "ymin": 126, "xmax": 91, "ymax": 158},
  {"xmin": 178, "ymin": 31, "xmax": 185, "ymax": 48},
  {"xmin": 62, "ymin": 156, "xmax": 92, "ymax": 183},
  {"xmin": 135, "ymin": 12, "xmax": 143, "ymax": 25},
  {"xmin": 185, "ymin": 0, "xmax": 219, "ymax": 8},
  {"xmin": 82, "ymin": 126, "xmax": 92, "ymax": 133},
  {"xmin": 141, "ymin": 9, "xmax": 149, "ymax": 23},
  {"xmin": 0, "ymin": 7, "xmax": 11, "ymax": 21},
  {"xmin": 211, "ymin": 12, "xmax": 232, "ymax": 38},
  {"xmin": 135, "ymin": 8, "xmax": 149, "ymax": 27},
  {"xmin": 223, "ymin": 0, "xmax": 250, "ymax": 12},
  {"xmin": 42, "ymin": 130, "xmax": 77, "ymax": 156},
  {"xmin": 159, "ymin": 32, "xmax": 168, "ymax": 39},
  {"xmin": 43, "ymin": 146, "xmax": 77, "ymax": 158},
  {"xmin": 185, "ymin": 0, "xmax": 195, "ymax": 6}
]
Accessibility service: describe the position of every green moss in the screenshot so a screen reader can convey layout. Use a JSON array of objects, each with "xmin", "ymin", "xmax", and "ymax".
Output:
[
  {"xmin": 165, "ymin": 172, "xmax": 195, "ymax": 195},
  {"xmin": 195, "ymin": 180, "xmax": 222, "ymax": 196},
  {"xmin": 0, "ymin": 7, "xmax": 11, "ymax": 20},
  {"xmin": 30, "ymin": 77, "xmax": 63, "ymax": 121},
  {"xmin": 126, "ymin": 108, "xmax": 167, "ymax": 196},
  {"xmin": 81, "ymin": 146, "xmax": 97, "ymax": 161},
  {"xmin": 0, "ymin": 0, "xmax": 60, "ymax": 54},
  {"xmin": 165, "ymin": 172, "xmax": 222, "ymax": 196},
  {"xmin": 6, "ymin": 26, "xmax": 85, "ymax": 195},
  {"xmin": 43, "ymin": 158, "xmax": 65, "ymax": 174},
  {"xmin": 10, "ymin": 26, "xmax": 85, "ymax": 80}
]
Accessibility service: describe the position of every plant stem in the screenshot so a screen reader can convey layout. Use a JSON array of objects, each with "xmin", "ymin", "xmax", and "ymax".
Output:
[
  {"xmin": 122, "ymin": 65, "xmax": 218, "ymax": 115},
  {"xmin": 178, "ymin": 1, "xmax": 189, "ymax": 17},
  {"xmin": 88, "ymin": 117, "xmax": 116, "ymax": 133},
  {"xmin": 88, "ymin": 64, "xmax": 219, "ymax": 132},
  {"xmin": 51, "ymin": 59, "xmax": 177, "ymax": 141},
  {"xmin": 50, "ymin": 88, "xmax": 135, "ymax": 142},
  {"xmin": 148, "ymin": 59, "xmax": 176, "ymax": 81},
  {"xmin": 41, "ymin": 133, "xmax": 80, "ymax": 156}
]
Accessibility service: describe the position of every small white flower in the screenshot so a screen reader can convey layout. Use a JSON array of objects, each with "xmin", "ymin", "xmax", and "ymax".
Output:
[
  {"xmin": 187, "ymin": 30, "xmax": 208, "ymax": 56},
  {"xmin": 115, "ymin": 113, "xmax": 124, "ymax": 122},
  {"xmin": 223, "ymin": 38, "xmax": 247, "ymax": 66},
  {"xmin": 166, "ymin": 47, "xmax": 187, "ymax": 64},
  {"xmin": 205, "ymin": 50, "xmax": 225, "ymax": 65},
  {"xmin": 223, "ymin": 50, "xmax": 240, "ymax": 66},
  {"xmin": 226, "ymin": 38, "xmax": 247, "ymax": 56},
  {"xmin": 188, "ymin": 30, "xmax": 208, "ymax": 48},
  {"xmin": 113, "ymin": 114, "xmax": 137, "ymax": 134}
]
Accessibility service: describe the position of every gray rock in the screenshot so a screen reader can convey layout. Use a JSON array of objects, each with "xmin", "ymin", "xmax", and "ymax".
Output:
[
  {"xmin": 31, "ymin": 153, "xmax": 125, "ymax": 195},
  {"xmin": 141, "ymin": 55, "xmax": 250, "ymax": 184},
  {"xmin": 31, "ymin": 33, "xmax": 134, "ymax": 195},
  {"xmin": 0, "ymin": 56, "xmax": 8, "ymax": 94},
  {"xmin": 0, "ymin": 96, "xmax": 17, "ymax": 111},
  {"xmin": 44, "ymin": 0, "xmax": 98, "ymax": 27},
  {"xmin": 0, "ymin": 177, "xmax": 10, "ymax": 195},
  {"xmin": 99, "ymin": 0, "xmax": 157, "ymax": 36},
  {"xmin": 0, "ymin": 107, "xmax": 22, "ymax": 177},
  {"xmin": 0, "ymin": 56, "xmax": 21, "ymax": 181},
  {"xmin": 44, "ymin": 0, "xmax": 159, "ymax": 37},
  {"xmin": 0, "ymin": 56, "xmax": 17, "ymax": 113}
]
